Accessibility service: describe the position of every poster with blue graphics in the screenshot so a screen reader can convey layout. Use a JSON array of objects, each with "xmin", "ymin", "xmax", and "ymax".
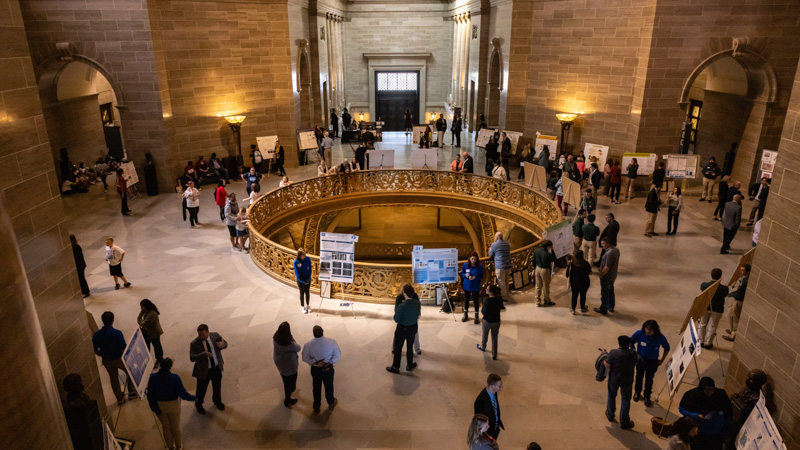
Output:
[
  {"xmin": 412, "ymin": 247, "xmax": 458, "ymax": 285},
  {"xmin": 122, "ymin": 328, "xmax": 153, "ymax": 398}
]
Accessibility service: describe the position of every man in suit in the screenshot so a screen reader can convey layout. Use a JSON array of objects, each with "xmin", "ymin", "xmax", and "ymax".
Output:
[
  {"xmin": 451, "ymin": 113, "xmax": 463, "ymax": 147},
  {"xmin": 461, "ymin": 152, "xmax": 474, "ymax": 174},
  {"xmin": 190, "ymin": 323, "xmax": 228, "ymax": 414},
  {"xmin": 435, "ymin": 113, "xmax": 447, "ymax": 148},
  {"xmin": 594, "ymin": 212, "xmax": 620, "ymax": 267},
  {"xmin": 474, "ymin": 373, "xmax": 505, "ymax": 439},
  {"xmin": 746, "ymin": 177, "xmax": 769, "ymax": 226},
  {"xmin": 720, "ymin": 194, "xmax": 742, "ymax": 254}
]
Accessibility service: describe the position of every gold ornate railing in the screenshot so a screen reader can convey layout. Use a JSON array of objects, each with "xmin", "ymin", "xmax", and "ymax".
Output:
[{"xmin": 248, "ymin": 170, "xmax": 562, "ymax": 303}]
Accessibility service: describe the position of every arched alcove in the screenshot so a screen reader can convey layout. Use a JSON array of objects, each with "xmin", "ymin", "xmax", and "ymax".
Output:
[
  {"xmin": 297, "ymin": 41, "xmax": 314, "ymax": 130},
  {"xmin": 486, "ymin": 39, "xmax": 502, "ymax": 128}
]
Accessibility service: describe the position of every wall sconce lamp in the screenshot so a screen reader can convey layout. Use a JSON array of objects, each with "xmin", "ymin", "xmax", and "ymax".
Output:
[
  {"xmin": 359, "ymin": 112, "xmax": 364, "ymax": 121},
  {"xmin": 556, "ymin": 113, "xmax": 579, "ymax": 157},
  {"xmin": 224, "ymin": 115, "xmax": 246, "ymax": 170}
]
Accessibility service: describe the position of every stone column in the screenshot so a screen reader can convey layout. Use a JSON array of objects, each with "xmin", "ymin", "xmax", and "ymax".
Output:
[
  {"xmin": 326, "ymin": 14, "xmax": 334, "ymax": 114},
  {"xmin": 450, "ymin": 16, "xmax": 459, "ymax": 100},
  {"xmin": 337, "ymin": 17, "xmax": 345, "ymax": 108},
  {"xmin": 461, "ymin": 15, "xmax": 471, "ymax": 106},
  {"xmin": 0, "ymin": 197, "xmax": 73, "ymax": 449}
]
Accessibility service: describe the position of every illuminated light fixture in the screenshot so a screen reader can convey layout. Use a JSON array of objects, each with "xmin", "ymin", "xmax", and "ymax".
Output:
[
  {"xmin": 556, "ymin": 113, "xmax": 580, "ymax": 158},
  {"xmin": 224, "ymin": 115, "xmax": 246, "ymax": 126},
  {"xmin": 223, "ymin": 115, "xmax": 247, "ymax": 171},
  {"xmin": 359, "ymin": 112, "xmax": 364, "ymax": 121},
  {"xmin": 555, "ymin": 113, "xmax": 578, "ymax": 123}
]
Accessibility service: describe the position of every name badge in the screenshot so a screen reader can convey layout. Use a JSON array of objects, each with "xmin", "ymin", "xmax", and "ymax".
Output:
[
  {"xmin": 465, "ymin": 269, "xmax": 470, "ymax": 275},
  {"xmin": 640, "ymin": 342, "xmax": 647, "ymax": 347}
]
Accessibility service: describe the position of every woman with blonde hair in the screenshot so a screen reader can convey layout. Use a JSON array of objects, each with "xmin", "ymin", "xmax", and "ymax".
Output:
[{"xmin": 467, "ymin": 414, "xmax": 498, "ymax": 449}]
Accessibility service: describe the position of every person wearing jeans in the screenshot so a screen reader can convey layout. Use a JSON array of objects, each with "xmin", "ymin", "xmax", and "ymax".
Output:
[
  {"xmin": 302, "ymin": 325, "xmax": 341, "ymax": 413},
  {"xmin": 630, "ymin": 320, "xmax": 670, "ymax": 407},
  {"xmin": 460, "ymin": 252, "xmax": 484, "ymax": 324},
  {"xmin": 488, "ymin": 232, "xmax": 512, "ymax": 300},
  {"xmin": 594, "ymin": 237, "xmax": 620, "ymax": 315},
  {"xmin": 477, "ymin": 285, "xmax": 504, "ymax": 360},
  {"xmin": 604, "ymin": 335, "xmax": 638, "ymax": 430},
  {"xmin": 294, "ymin": 248, "xmax": 312, "ymax": 314}
]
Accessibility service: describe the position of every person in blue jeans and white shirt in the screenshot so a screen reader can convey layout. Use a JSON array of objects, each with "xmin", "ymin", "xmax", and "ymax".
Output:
[{"xmin": 630, "ymin": 320, "xmax": 670, "ymax": 407}]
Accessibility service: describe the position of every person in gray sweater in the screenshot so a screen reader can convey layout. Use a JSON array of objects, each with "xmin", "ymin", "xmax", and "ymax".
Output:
[{"xmin": 273, "ymin": 322, "xmax": 301, "ymax": 407}]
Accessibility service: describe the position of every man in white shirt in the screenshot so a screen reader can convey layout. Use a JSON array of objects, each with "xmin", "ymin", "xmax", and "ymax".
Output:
[
  {"xmin": 321, "ymin": 131, "xmax": 334, "ymax": 169},
  {"xmin": 105, "ymin": 238, "xmax": 131, "ymax": 290},
  {"xmin": 302, "ymin": 325, "xmax": 341, "ymax": 413}
]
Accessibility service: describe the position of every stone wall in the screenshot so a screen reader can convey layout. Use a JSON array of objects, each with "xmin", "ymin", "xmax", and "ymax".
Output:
[
  {"xmin": 727, "ymin": 54, "xmax": 800, "ymax": 450},
  {"xmin": 1, "ymin": 0, "xmax": 106, "ymax": 432},
  {"xmin": 693, "ymin": 90, "xmax": 753, "ymax": 168}
]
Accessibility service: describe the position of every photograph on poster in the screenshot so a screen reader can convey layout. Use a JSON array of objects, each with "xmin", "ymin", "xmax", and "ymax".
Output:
[{"xmin": 319, "ymin": 232, "xmax": 358, "ymax": 284}]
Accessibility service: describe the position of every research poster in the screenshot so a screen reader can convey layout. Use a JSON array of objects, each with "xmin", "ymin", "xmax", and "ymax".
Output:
[
  {"xmin": 412, "ymin": 125, "xmax": 428, "ymax": 145},
  {"xmin": 621, "ymin": 153, "xmax": 658, "ymax": 175},
  {"xmin": 736, "ymin": 392, "xmax": 786, "ymax": 450},
  {"xmin": 119, "ymin": 162, "xmax": 139, "ymax": 186},
  {"xmin": 319, "ymin": 232, "xmax": 358, "ymax": 283},
  {"xmin": 411, "ymin": 149, "xmax": 438, "ymax": 169},
  {"xmin": 103, "ymin": 420, "xmax": 123, "ymax": 450},
  {"xmin": 583, "ymin": 143, "xmax": 609, "ymax": 170},
  {"xmin": 534, "ymin": 135, "xmax": 558, "ymax": 160},
  {"xmin": 122, "ymin": 328, "xmax": 152, "ymax": 398},
  {"xmin": 759, "ymin": 149, "xmax": 778, "ymax": 179},
  {"xmin": 543, "ymin": 220, "xmax": 573, "ymax": 259},
  {"xmin": 664, "ymin": 154, "xmax": 700, "ymax": 179},
  {"xmin": 476, "ymin": 128, "xmax": 496, "ymax": 148},
  {"xmin": 256, "ymin": 135, "xmax": 278, "ymax": 158},
  {"xmin": 296, "ymin": 130, "xmax": 317, "ymax": 151},
  {"xmin": 665, "ymin": 319, "xmax": 701, "ymax": 396},
  {"xmin": 502, "ymin": 130, "xmax": 523, "ymax": 154},
  {"xmin": 411, "ymin": 247, "xmax": 458, "ymax": 284}
]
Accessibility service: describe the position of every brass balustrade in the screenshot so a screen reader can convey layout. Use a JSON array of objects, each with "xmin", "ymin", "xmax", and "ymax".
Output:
[{"xmin": 248, "ymin": 170, "xmax": 562, "ymax": 303}]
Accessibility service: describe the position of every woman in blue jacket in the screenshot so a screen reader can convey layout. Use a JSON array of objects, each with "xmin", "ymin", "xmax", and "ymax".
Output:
[
  {"xmin": 294, "ymin": 248, "xmax": 313, "ymax": 314},
  {"xmin": 460, "ymin": 252, "xmax": 484, "ymax": 324}
]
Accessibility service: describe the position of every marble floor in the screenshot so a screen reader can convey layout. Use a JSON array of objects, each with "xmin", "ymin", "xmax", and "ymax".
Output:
[{"xmin": 69, "ymin": 133, "xmax": 753, "ymax": 449}]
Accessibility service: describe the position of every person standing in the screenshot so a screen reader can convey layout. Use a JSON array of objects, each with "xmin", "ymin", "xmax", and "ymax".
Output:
[
  {"xmin": 720, "ymin": 194, "xmax": 742, "ymax": 254},
  {"xmin": 572, "ymin": 209, "xmax": 586, "ymax": 254},
  {"xmin": 435, "ymin": 113, "xmax": 447, "ymax": 148},
  {"xmin": 236, "ymin": 205, "xmax": 249, "ymax": 253},
  {"xmin": 500, "ymin": 132, "xmax": 512, "ymax": 180},
  {"xmin": 451, "ymin": 113, "xmax": 463, "ymax": 147},
  {"xmin": 538, "ymin": 145, "xmax": 551, "ymax": 171},
  {"xmin": 595, "ymin": 212, "xmax": 620, "ymax": 267},
  {"xmin": 697, "ymin": 268, "xmax": 729, "ymax": 349},
  {"xmin": 294, "ymin": 248, "xmax": 312, "ymax": 314},
  {"xmin": 723, "ymin": 264, "xmax": 750, "ymax": 342},
  {"xmin": 302, "ymin": 325, "xmax": 341, "ymax": 413},
  {"xmin": 214, "ymin": 179, "xmax": 228, "ymax": 222},
  {"xmin": 330, "ymin": 109, "xmax": 339, "ymax": 138},
  {"xmin": 580, "ymin": 189, "xmax": 596, "ymax": 214},
  {"xmin": 450, "ymin": 153, "xmax": 462, "ymax": 172},
  {"xmin": 274, "ymin": 139, "xmax": 286, "ymax": 176},
  {"xmin": 581, "ymin": 214, "xmax": 600, "ymax": 263},
  {"xmin": 474, "ymin": 374, "xmax": 505, "ymax": 439},
  {"xmin": 566, "ymin": 250, "xmax": 591, "ymax": 314},
  {"xmin": 746, "ymin": 177, "xmax": 769, "ymax": 226},
  {"xmin": 137, "ymin": 299, "xmax": 164, "ymax": 368},
  {"xmin": 546, "ymin": 170, "xmax": 558, "ymax": 200},
  {"xmin": 491, "ymin": 160, "xmax": 507, "ymax": 180},
  {"xmin": 700, "ymin": 156, "xmax": 721, "ymax": 202},
  {"xmin": 602, "ymin": 160, "xmax": 612, "ymax": 197},
  {"xmin": 403, "ymin": 108, "xmax": 413, "ymax": 135},
  {"xmin": 678, "ymin": 377, "xmax": 732, "ymax": 450},
  {"xmin": 466, "ymin": 414, "xmax": 498, "ymax": 450},
  {"xmin": 189, "ymin": 324, "xmax": 228, "ymax": 415},
  {"xmin": 461, "ymin": 152, "xmax": 474, "ymax": 174},
  {"xmin": 273, "ymin": 322, "xmax": 301, "ymax": 407},
  {"xmin": 517, "ymin": 143, "xmax": 534, "ymax": 181},
  {"xmin": 105, "ymin": 238, "xmax": 131, "ymax": 290},
  {"xmin": 241, "ymin": 167, "xmax": 263, "ymax": 196},
  {"xmin": 727, "ymin": 180, "xmax": 743, "ymax": 202},
  {"xmin": 224, "ymin": 193, "xmax": 240, "ymax": 250},
  {"xmin": 341, "ymin": 108, "xmax": 351, "ymax": 129},
  {"xmin": 92, "ymin": 312, "xmax": 137, "ymax": 404},
  {"xmin": 116, "ymin": 168, "xmax": 131, "ymax": 216},
  {"xmin": 603, "ymin": 335, "xmax": 638, "ymax": 430},
  {"xmin": 630, "ymin": 320, "xmax": 670, "ymax": 407},
  {"xmin": 643, "ymin": 185, "xmax": 661, "ymax": 237},
  {"xmin": 666, "ymin": 186, "xmax": 683, "ymax": 235},
  {"xmin": 321, "ymin": 130, "xmax": 334, "ymax": 168},
  {"xmin": 651, "ymin": 161, "xmax": 666, "ymax": 191},
  {"xmin": 183, "ymin": 180, "xmax": 201, "ymax": 228},
  {"xmin": 712, "ymin": 175, "xmax": 730, "ymax": 220},
  {"xmin": 147, "ymin": 358, "xmax": 195, "ymax": 450},
  {"xmin": 623, "ymin": 158, "xmax": 639, "ymax": 200},
  {"xmin": 386, "ymin": 284, "xmax": 422, "ymax": 374},
  {"xmin": 461, "ymin": 252, "xmax": 484, "ymax": 324},
  {"xmin": 609, "ymin": 160, "xmax": 622, "ymax": 203},
  {"xmin": 476, "ymin": 285, "xmax": 504, "ymax": 360},
  {"xmin": 594, "ymin": 236, "xmax": 619, "ymax": 315},
  {"xmin": 249, "ymin": 144, "xmax": 263, "ymax": 173},
  {"xmin": 588, "ymin": 163, "xmax": 602, "ymax": 198},
  {"xmin": 533, "ymin": 240, "xmax": 556, "ymax": 307},
  {"xmin": 488, "ymin": 232, "xmax": 512, "ymax": 301},
  {"xmin": 70, "ymin": 234, "xmax": 90, "ymax": 298}
]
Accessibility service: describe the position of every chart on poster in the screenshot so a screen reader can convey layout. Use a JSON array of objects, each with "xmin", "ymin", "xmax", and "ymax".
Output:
[
  {"xmin": 319, "ymin": 232, "xmax": 358, "ymax": 283},
  {"xmin": 412, "ymin": 247, "xmax": 458, "ymax": 284},
  {"xmin": 296, "ymin": 130, "xmax": 317, "ymax": 150},
  {"xmin": 476, "ymin": 129, "xmax": 496, "ymax": 148}
]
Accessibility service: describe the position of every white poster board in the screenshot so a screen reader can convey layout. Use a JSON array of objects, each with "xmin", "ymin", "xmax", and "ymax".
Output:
[
  {"xmin": 665, "ymin": 319, "xmax": 701, "ymax": 396},
  {"xmin": 476, "ymin": 129, "xmax": 496, "ymax": 148},
  {"xmin": 502, "ymin": 130, "xmax": 523, "ymax": 154},
  {"xmin": 319, "ymin": 232, "xmax": 358, "ymax": 283},
  {"xmin": 366, "ymin": 149, "xmax": 395, "ymax": 169},
  {"xmin": 543, "ymin": 220, "xmax": 573, "ymax": 259},
  {"xmin": 759, "ymin": 149, "xmax": 778, "ymax": 179},
  {"xmin": 736, "ymin": 391, "xmax": 786, "ymax": 450},
  {"xmin": 664, "ymin": 154, "xmax": 700, "ymax": 179},
  {"xmin": 297, "ymin": 130, "xmax": 317, "ymax": 151},
  {"xmin": 621, "ymin": 153, "xmax": 658, "ymax": 175},
  {"xmin": 122, "ymin": 328, "xmax": 153, "ymax": 398},
  {"xmin": 120, "ymin": 162, "xmax": 139, "ymax": 186},
  {"xmin": 411, "ymin": 149, "xmax": 438, "ymax": 169},
  {"xmin": 534, "ymin": 135, "xmax": 558, "ymax": 160},
  {"xmin": 412, "ymin": 125, "xmax": 428, "ymax": 145},
  {"xmin": 412, "ymin": 247, "xmax": 459, "ymax": 284},
  {"xmin": 583, "ymin": 143, "xmax": 609, "ymax": 170},
  {"xmin": 256, "ymin": 135, "xmax": 278, "ymax": 158}
]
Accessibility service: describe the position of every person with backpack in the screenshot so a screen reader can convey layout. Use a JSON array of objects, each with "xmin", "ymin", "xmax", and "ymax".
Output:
[{"xmin": 249, "ymin": 144, "xmax": 263, "ymax": 172}]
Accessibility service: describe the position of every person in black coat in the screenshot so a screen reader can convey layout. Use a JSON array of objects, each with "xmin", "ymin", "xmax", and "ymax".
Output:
[
  {"xmin": 330, "ymin": 109, "xmax": 339, "ymax": 138},
  {"xmin": 566, "ymin": 250, "xmax": 591, "ymax": 313},
  {"xmin": 451, "ymin": 113, "xmax": 463, "ymax": 147},
  {"xmin": 713, "ymin": 176, "xmax": 730, "ymax": 221},
  {"xmin": 461, "ymin": 152, "xmax": 474, "ymax": 174},
  {"xmin": 595, "ymin": 213, "xmax": 620, "ymax": 267},
  {"xmin": 70, "ymin": 234, "xmax": 90, "ymax": 298},
  {"xmin": 474, "ymin": 373, "xmax": 505, "ymax": 439}
]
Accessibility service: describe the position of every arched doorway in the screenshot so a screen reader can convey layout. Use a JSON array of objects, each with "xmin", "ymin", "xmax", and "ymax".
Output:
[
  {"xmin": 680, "ymin": 43, "xmax": 777, "ymax": 185},
  {"xmin": 298, "ymin": 49, "xmax": 314, "ymax": 129},
  {"xmin": 486, "ymin": 40, "xmax": 502, "ymax": 128}
]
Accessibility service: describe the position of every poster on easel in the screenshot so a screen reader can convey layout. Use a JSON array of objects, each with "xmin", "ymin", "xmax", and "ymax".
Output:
[
  {"xmin": 561, "ymin": 173, "xmax": 582, "ymax": 207},
  {"xmin": 728, "ymin": 247, "xmax": 756, "ymax": 286},
  {"xmin": 502, "ymin": 130, "xmax": 523, "ymax": 154},
  {"xmin": 122, "ymin": 328, "xmax": 153, "ymax": 398},
  {"xmin": 296, "ymin": 129, "xmax": 317, "ymax": 151},
  {"xmin": 411, "ymin": 247, "xmax": 458, "ymax": 284},
  {"xmin": 103, "ymin": 420, "xmax": 124, "ymax": 450},
  {"xmin": 476, "ymin": 129, "xmax": 496, "ymax": 148},
  {"xmin": 256, "ymin": 135, "xmax": 278, "ymax": 158},
  {"xmin": 534, "ymin": 135, "xmax": 558, "ymax": 160},
  {"xmin": 525, "ymin": 162, "xmax": 547, "ymax": 192},
  {"xmin": 665, "ymin": 319, "xmax": 702, "ymax": 396},
  {"xmin": 759, "ymin": 149, "xmax": 778, "ymax": 179},
  {"xmin": 120, "ymin": 162, "xmax": 139, "ymax": 186},
  {"xmin": 319, "ymin": 232, "xmax": 358, "ymax": 283},
  {"xmin": 736, "ymin": 391, "xmax": 787, "ymax": 450},
  {"xmin": 664, "ymin": 154, "xmax": 700, "ymax": 179},
  {"xmin": 412, "ymin": 125, "xmax": 428, "ymax": 145},
  {"xmin": 543, "ymin": 219, "xmax": 573, "ymax": 259},
  {"xmin": 583, "ymin": 143, "xmax": 609, "ymax": 170},
  {"xmin": 411, "ymin": 149, "xmax": 438, "ymax": 169},
  {"xmin": 621, "ymin": 153, "xmax": 658, "ymax": 175}
]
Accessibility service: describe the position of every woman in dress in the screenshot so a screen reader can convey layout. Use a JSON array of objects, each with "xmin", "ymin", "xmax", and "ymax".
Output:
[
  {"xmin": 273, "ymin": 322, "xmax": 301, "ymax": 407},
  {"xmin": 403, "ymin": 108, "xmax": 413, "ymax": 135},
  {"xmin": 183, "ymin": 180, "xmax": 201, "ymax": 228},
  {"xmin": 137, "ymin": 299, "xmax": 164, "ymax": 368},
  {"xmin": 460, "ymin": 252, "xmax": 484, "ymax": 323},
  {"xmin": 666, "ymin": 186, "xmax": 683, "ymax": 235},
  {"xmin": 566, "ymin": 250, "xmax": 591, "ymax": 314},
  {"xmin": 224, "ymin": 193, "xmax": 240, "ymax": 250},
  {"xmin": 467, "ymin": 413, "xmax": 498, "ymax": 450}
]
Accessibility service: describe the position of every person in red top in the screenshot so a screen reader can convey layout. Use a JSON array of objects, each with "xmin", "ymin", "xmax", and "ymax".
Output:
[
  {"xmin": 214, "ymin": 180, "xmax": 228, "ymax": 221},
  {"xmin": 116, "ymin": 168, "xmax": 131, "ymax": 216},
  {"xmin": 608, "ymin": 160, "xmax": 622, "ymax": 204},
  {"xmin": 184, "ymin": 161, "xmax": 200, "ymax": 188},
  {"xmin": 196, "ymin": 156, "xmax": 210, "ymax": 183}
]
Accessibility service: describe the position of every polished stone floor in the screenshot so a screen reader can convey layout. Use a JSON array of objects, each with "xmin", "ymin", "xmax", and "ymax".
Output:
[{"xmin": 69, "ymin": 133, "xmax": 753, "ymax": 449}]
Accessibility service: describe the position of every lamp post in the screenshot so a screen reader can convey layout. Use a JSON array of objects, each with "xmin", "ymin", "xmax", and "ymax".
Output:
[
  {"xmin": 556, "ymin": 113, "xmax": 578, "ymax": 158},
  {"xmin": 224, "ymin": 115, "xmax": 246, "ymax": 172}
]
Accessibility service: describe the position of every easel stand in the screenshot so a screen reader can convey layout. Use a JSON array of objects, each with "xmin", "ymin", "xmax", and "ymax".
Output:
[
  {"xmin": 113, "ymin": 376, "xmax": 166, "ymax": 448},
  {"xmin": 423, "ymin": 284, "xmax": 456, "ymax": 322},
  {"xmin": 317, "ymin": 281, "xmax": 356, "ymax": 319}
]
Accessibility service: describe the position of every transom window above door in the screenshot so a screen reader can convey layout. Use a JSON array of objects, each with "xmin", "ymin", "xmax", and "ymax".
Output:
[{"xmin": 377, "ymin": 72, "xmax": 418, "ymax": 91}]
